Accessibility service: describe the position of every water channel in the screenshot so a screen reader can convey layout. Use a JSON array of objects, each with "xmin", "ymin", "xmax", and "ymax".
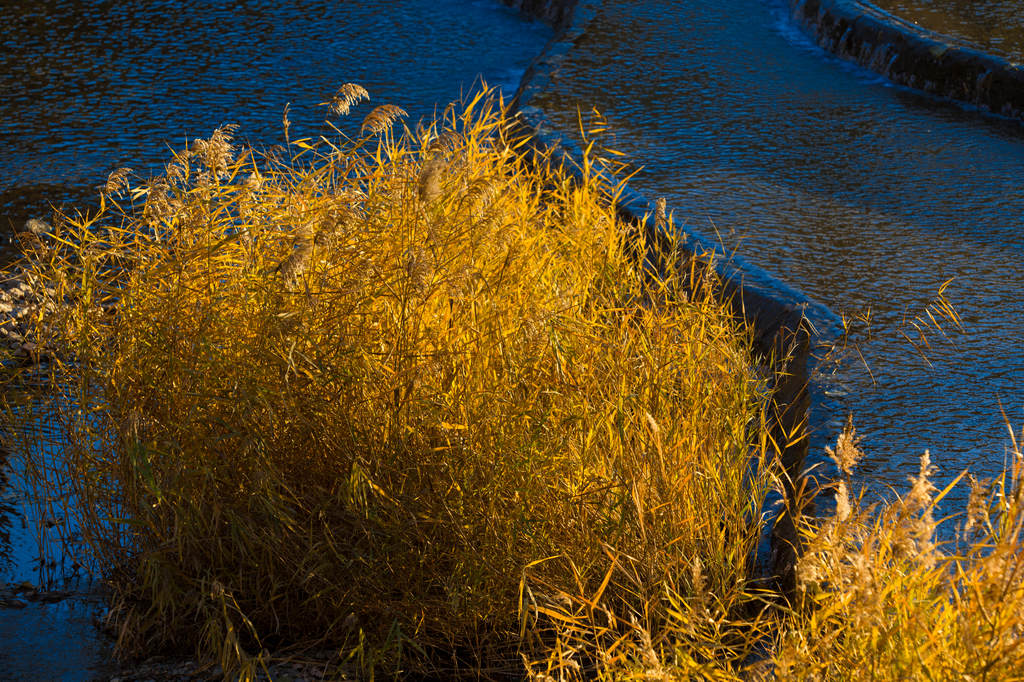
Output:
[
  {"xmin": 0, "ymin": 1, "xmax": 551, "ymax": 677},
  {"xmin": 2, "ymin": 0, "xmax": 1024, "ymax": 676},
  {"xmin": 871, "ymin": 0, "xmax": 1024, "ymax": 60},
  {"xmin": 530, "ymin": 0, "xmax": 1024, "ymax": 503}
]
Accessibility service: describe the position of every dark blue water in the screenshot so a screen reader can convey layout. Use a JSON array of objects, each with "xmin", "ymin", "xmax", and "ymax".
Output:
[
  {"xmin": 1, "ymin": 0, "xmax": 551, "ymax": 232},
  {"xmin": 530, "ymin": 0, "xmax": 1024, "ymax": 502},
  {"xmin": 0, "ymin": 1, "xmax": 552, "ymax": 677}
]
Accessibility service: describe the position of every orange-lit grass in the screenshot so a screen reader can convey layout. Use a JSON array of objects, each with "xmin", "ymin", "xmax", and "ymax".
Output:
[
  {"xmin": 0, "ymin": 90, "xmax": 775, "ymax": 678},
  {"xmin": 770, "ymin": 422, "xmax": 1024, "ymax": 681},
  {"xmin": 6, "ymin": 85, "xmax": 1018, "ymax": 682}
]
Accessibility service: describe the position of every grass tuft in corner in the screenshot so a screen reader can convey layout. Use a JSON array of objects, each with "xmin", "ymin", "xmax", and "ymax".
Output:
[{"xmin": 770, "ymin": 420, "xmax": 1024, "ymax": 680}]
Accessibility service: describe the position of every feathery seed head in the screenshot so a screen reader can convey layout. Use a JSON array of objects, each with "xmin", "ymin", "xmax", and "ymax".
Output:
[
  {"xmin": 826, "ymin": 415, "xmax": 863, "ymax": 477},
  {"xmin": 325, "ymin": 83, "xmax": 370, "ymax": 117},
  {"xmin": 245, "ymin": 170, "xmax": 263, "ymax": 191},
  {"xmin": 165, "ymin": 157, "xmax": 188, "ymax": 186},
  {"xmin": 907, "ymin": 449, "xmax": 936, "ymax": 514},
  {"xmin": 142, "ymin": 180, "xmax": 173, "ymax": 224},
  {"xmin": 314, "ymin": 205, "xmax": 355, "ymax": 249},
  {"xmin": 428, "ymin": 129, "xmax": 463, "ymax": 156},
  {"xmin": 965, "ymin": 475, "xmax": 991, "ymax": 534},
  {"xmin": 405, "ymin": 246, "xmax": 433, "ymax": 296},
  {"xmin": 834, "ymin": 480, "xmax": 851, "ymax": 523},
  {"xmin": 361, "ymin": 104, "xmax": 407, "ymax": 135},
  {"xmin": 850, "ymin": 551, "xmax": 873, "ymax": 594},
  {"xmin": 276, "ymin": 241, "xmax": 314, "ymax": 285},
  {"xmin": 418, "ymin": 155, "xmax": 446, "ymax": 204},
  {"xmin": 468, "ymin": 177, "xmax": 502, "ymax": 211},
  {"xmin": 105, "ymin": 167, "xmax": 134, "ymax": 196},
  {"xmin": 22, "ymin": 218, "xmax": 51, "ymax": 236},
  {"xmin": 189, "ymin": 124, "xmax": 238, "ymax": 177}
]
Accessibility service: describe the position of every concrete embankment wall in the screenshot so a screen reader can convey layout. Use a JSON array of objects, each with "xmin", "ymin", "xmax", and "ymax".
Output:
[
  {"xmin": 789, "ymin": 0, "xmax": 1024, "ymax": 121},
  {"xmin": 504, "ymin": 0, "xmax": 840, "ymax": 588}
]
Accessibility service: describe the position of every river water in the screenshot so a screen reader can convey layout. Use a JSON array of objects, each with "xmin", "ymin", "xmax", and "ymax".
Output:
[
  {"xmin": 872, "ymin": 0, "xmax": 1024, "ymax": 60},
  {"xmin": 0, "ymin": 0, "xmax": 551, "ymax": 231},
  {"xmin": 3, "ymin": 0, "xmax": 1024, "ymax": 676},
  {"xmin": 0, "ymin": 1, "xmax": 551, "ymax": 677},
  {"xmin": 529, "ymin": 0, "xmax": 1024, "ymax": 500}
]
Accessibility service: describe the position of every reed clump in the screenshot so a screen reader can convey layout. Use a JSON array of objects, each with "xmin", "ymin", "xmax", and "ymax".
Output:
[
  {"xmin": 3, "ymin": 82, "xmax": 1022, "ymax": 681},
  {"xmin": 536, "ymin": 416, "xmax": 1024, "ymax": 681},
  {"xmin": 0, "ymin": 89, "xmax": 775, "ymax": 678},
  {"xmin": 767, "ymin": 421, "xmax": 1024, "ymax": 681}
]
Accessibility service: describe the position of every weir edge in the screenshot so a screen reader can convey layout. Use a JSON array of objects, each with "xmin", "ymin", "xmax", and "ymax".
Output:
[
  {"xmin": 504, "ymin": 0, "xmax": 842, "ymax": 590},
  {"xmin": 788, "ymin": 0, "xmax": 1024, "ymax": 122}
]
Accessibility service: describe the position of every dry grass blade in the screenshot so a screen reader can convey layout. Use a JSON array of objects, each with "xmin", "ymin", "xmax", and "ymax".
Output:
[
  {"xmin": 104, "ymin": 167, "xmax": 134, "ymax": 195},
  {"xmin": 780, "ymin": 418, "xmax": 1024, "ymax": 680}
]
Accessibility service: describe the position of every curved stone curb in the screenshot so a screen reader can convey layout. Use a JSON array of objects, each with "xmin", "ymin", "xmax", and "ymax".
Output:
[
  {"xmin": 790, "ymin": 0, "xmax": 1024, "ymax": 121},
  {"xmin": 506, "ymin": 0, "xmax": 840, "ymax": 371},
  {"xmin": 506, "ymin": 0, "xmax": 842, "ymax": 591},
  {"xmin": 512, "ymin": 105, "xmax": 833, "ymax": 590},
  {"xmin": 501, "ymin": 0, "xmax": 580, "ymax": 31},
  {"xmin": 504, "ymin": 0, "xmax": 599, "ymax": 113},
  {"xmin": 513, "ymin": 106, "xmax": 839, "ymax": 343}
]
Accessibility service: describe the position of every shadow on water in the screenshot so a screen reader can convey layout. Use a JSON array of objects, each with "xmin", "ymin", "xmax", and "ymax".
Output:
[
  {"xmin": 1, "ymin": 450, "xmax": 10, "ymax": 573},
  {"xmin": 0, "ymin": 406, "xmax": 118, "ymax": 677}
]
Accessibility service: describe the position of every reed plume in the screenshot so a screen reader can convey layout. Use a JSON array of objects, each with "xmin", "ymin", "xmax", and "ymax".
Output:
[
  {"xmin": 324, "ymin": 82, "xmax": 370, "ymax": 117},
  {"xmin": 361, "ymin": 104, "xmax": 407, "ymax": 134},
  {"xmin": 104, "ymin": 167, "xmax": 134, "ymax": 195},
  {"xmin": 0, "ymin": 89, "xmax": 773, "ymax": 678}
]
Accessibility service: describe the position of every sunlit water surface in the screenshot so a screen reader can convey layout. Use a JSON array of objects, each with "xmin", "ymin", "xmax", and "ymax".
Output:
[
  {"xmin": 0, "ymin": 1, "xmax": 551, "ymax": 677},
  {"xmin": 871, "ymin": 0, "xmax": 1024, "ymax": 60},
  {"xmin": 530, "ymin": 0, "xmax": 1024, "ymax": 505}
]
